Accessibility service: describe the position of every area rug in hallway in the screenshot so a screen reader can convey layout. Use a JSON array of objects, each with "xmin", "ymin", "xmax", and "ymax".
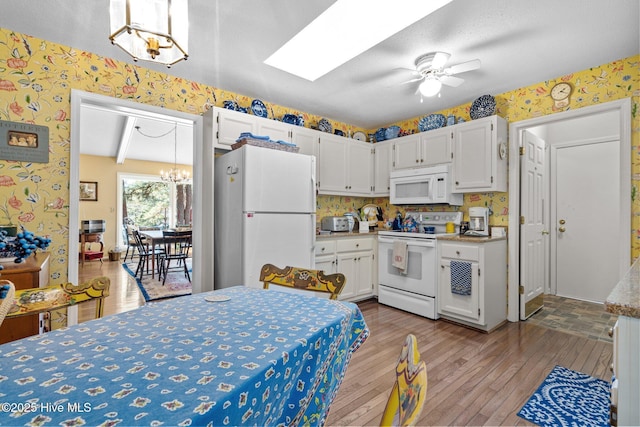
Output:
[
  {"xmin": 517, "ymin": 365, "xmax": 611, "ymax": 427},
  {"xmin": 122, "ymin": 262, "xmax": 191, "ymax": 302}
]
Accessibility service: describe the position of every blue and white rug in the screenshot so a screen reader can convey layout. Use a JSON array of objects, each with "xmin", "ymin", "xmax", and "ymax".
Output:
[
  {"xmin": 123, "ymin": 261, "xmax": 192, "ymax": 302},
  {"xmin": 517, "ymin": 365, "xmax": 611, "ymax": 427}
]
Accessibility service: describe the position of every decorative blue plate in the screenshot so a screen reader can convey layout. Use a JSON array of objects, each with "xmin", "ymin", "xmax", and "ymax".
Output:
[
  {"xmin": 223, "ymin": 100, "xmax": 237, "ymax": 110},
  {"xmin": 470, "ymin": 94, "xmax": 496, "ymax": 119},
  {"xmin": 282, "ymin": 114, "xmax": 298, "ymax": 125},
  {"xmin": 318, "ymin": 118, "xmax": 332, "ymax": 133},
  {"xmin": 237, "ymin": 106, "xmax": 248, "ymax": 114},
  {"xmin": 418, "ymin": 114, "xmax": 446, "ymax": 132},
  {"xmin": 251, "ymin": 99, "xmax": 268, "ymax": 118},
  {"xmin": 374, "ymin": 128, "xmax": 386, "ymax": 142},
  {"xmin": 385, "ymin": 126, "xmax": 401, "ymax": 140}
]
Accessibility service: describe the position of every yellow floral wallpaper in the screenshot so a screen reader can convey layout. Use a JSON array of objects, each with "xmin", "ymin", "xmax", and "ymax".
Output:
[{"xmin": 0, "ymin": 25, "xmax": 638, "ymax": 285}]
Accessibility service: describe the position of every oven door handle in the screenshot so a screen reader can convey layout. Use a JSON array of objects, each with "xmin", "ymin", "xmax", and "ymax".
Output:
[{"xmin": 378, "ymin": 236, "xmax": 436, "ymax": 248}]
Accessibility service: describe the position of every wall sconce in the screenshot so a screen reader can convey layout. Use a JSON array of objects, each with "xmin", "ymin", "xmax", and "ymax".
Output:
[{"xmin": 109, "ymin": 0, "xmax": 188, "ymax": 67}]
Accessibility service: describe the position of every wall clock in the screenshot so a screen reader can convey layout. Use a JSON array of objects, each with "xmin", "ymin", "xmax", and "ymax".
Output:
[{"xmin": 550, "ymin": 82, "xmax": 572, "ymax": 109}]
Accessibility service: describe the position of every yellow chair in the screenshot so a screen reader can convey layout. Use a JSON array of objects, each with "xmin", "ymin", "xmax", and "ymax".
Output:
[
  {"xmin": 259, "ymin": 264, "xmax": 346, "ymax": 300},
  {"xmin": 380, "ymin": 334, "xmax": 428, "ymax": 427},
  {"xmin": 4, "ymin": 276, "xmax": 111, "ymax": 321},
  {"xmin": 0, "ymin": 282, "xmax": 15, "ymax": 327}
]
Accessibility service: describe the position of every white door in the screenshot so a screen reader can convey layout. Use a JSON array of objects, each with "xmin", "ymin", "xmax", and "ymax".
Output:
[
  {"xmin": 520, "ymin": 131, "xmax": 547, "ymax": 319},
  {"xmin": 553, "ymin": 139, "xmax": 620, "ymax": 302}
]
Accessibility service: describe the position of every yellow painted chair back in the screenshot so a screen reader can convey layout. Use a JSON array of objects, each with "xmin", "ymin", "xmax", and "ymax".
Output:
[
  {"xmin": 259, "ymin": 264, "xmax": 346, "ymax": 300},
  {"xmin": 380, "ymin": 334, "xmax": 428, "ymax": 427},
  {"xmin": 0, "ymin": 282, "xmax": 15, "ymax": 327},
  {"xmin": 4, "ymin": 276, "xmax": 111, "ymax": 321}
]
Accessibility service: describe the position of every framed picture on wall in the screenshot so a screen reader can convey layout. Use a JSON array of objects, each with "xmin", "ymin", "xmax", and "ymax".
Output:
[
  {"xmin": 0, "ymin": 120, "xmax": 49, "ymax": 163},
  {"xmin": 80, "ymin": 181, "xmax": 98, "ymax": 201}
]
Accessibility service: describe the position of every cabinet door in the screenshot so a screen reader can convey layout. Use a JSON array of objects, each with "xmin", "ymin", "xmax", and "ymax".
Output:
[
  {"xmin": 355, "ymin": 251, "xmax": 374, "ymax": 297},
  {"xmin": 453, "ymin": 119, "xmax": 494, "ymax": 191},
  {"xmin": 216, "ymin": 108, "xmax": 257, "ymax": 148},
  {"xmin": 315, "ymin": 254, "xmax": 337, "ymax": 275},
  {"xmin": 439, "ymin": 259, "xmax": 480, "ymax": 322},
  {"xmin": 393, "ymin": 134, "xmax": 421, "ymax": 170},
  {"xmin": 336, "ymin": 253, "xmax": 357, "ymax": 300},
  {"xmin": 292, "ymin": 126, "xmax": 319, "ymax": 158},
  {"xmin": 421, "ymin": 128, "xmax": 452, "ymax": 166},
  {"xmin": 374, "ymin": 141, "xmax": 392, "ymax": 195},
  {"xmin": 347, "ymin": 140, "xmax": 373, "ymax": 195},
  {"xmin": 318, "ymin": 134, "xmax": 348, "ymax": 193},
  {"xmin": 257, "ymin": 119, "xmax": 291, "ymax": 142}
]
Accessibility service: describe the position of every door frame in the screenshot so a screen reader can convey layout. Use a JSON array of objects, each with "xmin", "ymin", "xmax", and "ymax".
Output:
[
  {"xmin": 69, "ymin": 90, "xmax": 213, "ymax": 314},
  {"xmin": 507, "ymin": 98, "xmax": 631, "ymax": 322}
]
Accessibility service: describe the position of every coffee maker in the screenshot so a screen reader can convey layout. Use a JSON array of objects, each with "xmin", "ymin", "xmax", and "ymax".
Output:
[{"xmin": 466, "ymin": 207, "xmax": 489, "ymax": 236}]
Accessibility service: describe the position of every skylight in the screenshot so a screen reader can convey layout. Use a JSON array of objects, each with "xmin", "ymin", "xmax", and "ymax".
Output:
[{"xmin": 264, "ymin": 0, "xmax": 452, "ymax": 81}]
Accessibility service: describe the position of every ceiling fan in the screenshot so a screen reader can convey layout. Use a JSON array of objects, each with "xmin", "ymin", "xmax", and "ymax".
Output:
[{"xmin": 403, "ymin": 51, "xmax": 481, "ymax": 98}]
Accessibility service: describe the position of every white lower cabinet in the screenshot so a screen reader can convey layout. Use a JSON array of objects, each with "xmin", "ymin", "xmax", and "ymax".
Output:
[
  {"xmin": 315, "ymin": 235, "xmax": 376, "ymax": 301},
  {"xmin": 437, "ymin": 238, "xmax": 507, "ymax": 332},
  {"xmin": 610, "ymin": 316, "xmax": 640, "ymax": 426}
]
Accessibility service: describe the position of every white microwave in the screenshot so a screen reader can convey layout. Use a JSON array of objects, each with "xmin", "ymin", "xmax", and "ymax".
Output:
[{"xmin": 390, "ymin": 164, "xmax": 463, "ymax": 205}]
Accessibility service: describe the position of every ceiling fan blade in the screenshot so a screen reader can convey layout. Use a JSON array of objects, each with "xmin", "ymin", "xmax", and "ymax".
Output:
[
  {"xmin": 400, "ymin": 76, "xmax": 424, "ymax": 85},
  {"xmin": 440, "ymin": 75, "xmax": 465, "ymax": 87},
  {"xmin": 445, "ymin": 59, "xmax": 481, "ymax": 75},
  {"xmin": 432, "ymin": 52, "xmax": 451, "ymax": 69}
]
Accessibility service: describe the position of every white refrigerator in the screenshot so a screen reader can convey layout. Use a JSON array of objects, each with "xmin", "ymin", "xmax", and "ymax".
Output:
[{"xmin": 214, "ymin": 144, "xmax": 316, "ymax": 289}]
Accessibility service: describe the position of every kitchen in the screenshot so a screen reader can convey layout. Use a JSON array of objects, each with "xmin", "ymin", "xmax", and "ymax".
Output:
[{"xmin": 0, "ymin": 0, "xmax": 638, "ymax": 425}]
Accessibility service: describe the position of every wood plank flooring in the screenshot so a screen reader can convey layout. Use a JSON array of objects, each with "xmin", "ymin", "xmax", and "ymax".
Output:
[{"xmin": 78, "ymin": 261, "xmax": 613, "ymax": 426}]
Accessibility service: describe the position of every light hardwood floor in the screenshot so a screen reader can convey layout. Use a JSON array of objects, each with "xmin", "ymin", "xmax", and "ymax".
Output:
[{"xmin": 78, "ymin": 260, "xmax": 613, "ymax": 427}]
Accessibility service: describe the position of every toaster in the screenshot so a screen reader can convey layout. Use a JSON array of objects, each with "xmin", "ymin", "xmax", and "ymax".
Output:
[{"xmin": 321, "ymin": 216, "xmax": 349, "ymax": 232}]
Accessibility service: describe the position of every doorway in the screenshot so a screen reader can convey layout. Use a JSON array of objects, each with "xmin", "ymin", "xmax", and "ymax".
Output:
[
  {"xmin": 69, "ymin": 90, "xmax": 213, "ymax": 323},
  {"xmin": 508, "ymin": 99, "xmax": 631, "ymax": 321}
]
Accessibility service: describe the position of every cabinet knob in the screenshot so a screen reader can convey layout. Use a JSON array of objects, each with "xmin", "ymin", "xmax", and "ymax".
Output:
[
  {"xmin": 356, "ymin": 243, "xmax": 359, "ymax": 247},
  {"xmin": 456, "ymin": 250, "xmax": 460, "ymax": 255},
  {"xmin": 415, "ymin": 159, "xmax": 419, "ymax": 163}
]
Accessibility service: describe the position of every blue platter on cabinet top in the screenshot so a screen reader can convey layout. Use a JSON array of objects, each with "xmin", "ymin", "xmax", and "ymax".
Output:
[
  {"xmin": 418, "ymin": 114, "xmax": 446, "ymax": 132},
  {"xmin": 374, "ymin": 128, "xmax": 386, "ymax": 142},
  {"xmin": 223, "ymin": 100, "xmax": 238, "ymax": 110},
  {"xmin": 318, "ymin": 118, "xmax": 332, "ymax": 133},
  {"xmin": 251, "ymin": 99, "xmax": 268, "ymax": 118},
  {"xmin": 282, "ymin": 114, "xmax": 298, "ymax": 125},
  {"xmin": 385, "ymin": 125, "xmax": 401, "ymax": 140},
  {"xmin": 470, "ymin": 94, "xmax": 496, "ymax": 119}
]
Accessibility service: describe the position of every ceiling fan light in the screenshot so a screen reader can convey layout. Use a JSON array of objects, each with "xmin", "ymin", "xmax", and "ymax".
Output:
[{"xmin": 419, "ymin": 78, "xmax": 442, "ymax": 97}]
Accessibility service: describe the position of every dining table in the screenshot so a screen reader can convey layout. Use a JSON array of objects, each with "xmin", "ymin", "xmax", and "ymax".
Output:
[
  {"xmin": 139, "ymin": 229, "xmax": 191, "ymax": 279},
  {"xmin": 0, "ymin": 286, "xmax": 369, "ymax": 426}
]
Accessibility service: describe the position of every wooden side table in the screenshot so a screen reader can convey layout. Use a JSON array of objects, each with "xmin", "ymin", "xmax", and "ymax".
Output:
[
  {"xmin": 79, "ymin": 232, "xmax": 103, "ymax": 266},
  {"xmin": 0, "ymin": 252, "xmax": 50, "ymax": 344}
]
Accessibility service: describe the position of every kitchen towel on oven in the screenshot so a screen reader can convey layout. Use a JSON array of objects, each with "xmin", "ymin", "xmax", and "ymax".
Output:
[
  {"xmin": 450, "ymin": 260, "xmax": 472, "ymax": 295},
  {"xmin": 392, "ymin": 240, "xmax": 408, "ymax": 273}
]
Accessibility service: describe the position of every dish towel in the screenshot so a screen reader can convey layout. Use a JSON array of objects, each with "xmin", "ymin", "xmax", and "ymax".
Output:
[
  {"xmin": 450, "ymin": 260, "xmax": 472, "ymax": 295},
  {"xmin": 392, "ymin": 240, "xmax": 408, "ymax": 273}
]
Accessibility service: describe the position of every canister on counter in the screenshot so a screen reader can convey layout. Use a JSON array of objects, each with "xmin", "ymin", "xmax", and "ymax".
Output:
[{"xmin": 459, "ymin": 221, "xmax": 469, "ymax": 235}]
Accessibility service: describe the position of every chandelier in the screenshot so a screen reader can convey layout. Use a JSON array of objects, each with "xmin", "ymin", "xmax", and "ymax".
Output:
[
  {"xmin": 160, "ymin": 125, "xmax": 190, "ymax": 184},
  {"xmin": 109, "ymin": 0, "xmax": 189, "ymax": 67}
]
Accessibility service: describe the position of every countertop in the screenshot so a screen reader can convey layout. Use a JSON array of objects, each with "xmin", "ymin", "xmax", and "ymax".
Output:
[
  {"xmin": 317, "ymin": 231, "xmax": 379, "ymax": 239},
  {"xmin": 605, "ymin": 256, "xmax": 640, "ymax": 319},
  {"xmin": 436, "ymin": 234, "xmax": 507, "ymax": 243}
]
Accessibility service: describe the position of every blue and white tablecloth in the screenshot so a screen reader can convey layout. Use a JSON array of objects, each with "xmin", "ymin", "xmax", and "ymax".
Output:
[{"xmin": 0, "ymin": 286, "xmax": 369, "ymax": 426}]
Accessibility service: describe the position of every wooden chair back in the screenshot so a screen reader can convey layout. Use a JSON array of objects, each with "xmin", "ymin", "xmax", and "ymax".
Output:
[
  {"xmin": 259, "ymin": 264, "xmax": 346, "ymax": 300},
  {"xmin": 3, "ymin": 276, "xmax": 111, "ymax": 320},
  {"xmin": 0, "ymin": 282, "xmax": 15, "ymax": 327},
  {"xmin": 380, "ymin": 334, "xmax": 428, "ymax": 427}
]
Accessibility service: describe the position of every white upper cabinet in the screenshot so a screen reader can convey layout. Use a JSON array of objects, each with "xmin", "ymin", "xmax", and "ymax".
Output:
[
  {"xmin": 452, "ymin": 115, "xmax": 507, "ymax": 192},
  {"xmin": 392, "ymin": 134, "xmax": 421, "ymax": 169},
  {"xmin": 291, "ymin": 126, "xmax": 319, "ymax": 159},
  {"xmin": 256, "ymin": 119, "xmax": 290, "ymax": 143},
  {"xmin": 392, "ymin": 127, "xmax": 452, "ymax": 170},
  {"xmin": 318, "ymin": 134, "xmax": 373, "ymax": 196},
  {"xmin": 213, "ymin": 107, "xmax": 258, "ymax": 150},
  {"xmin": 421, "ymin": 127, "xmax": 452, "ymax": 166},
  {"xmin": 373, "ymin": 140, "xmax": 393, "ymax": 195}
]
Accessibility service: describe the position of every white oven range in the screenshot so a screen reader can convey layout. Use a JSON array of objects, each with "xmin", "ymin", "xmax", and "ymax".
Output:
[{"xmin": 377, "ymin": 211, "xmax": 462, "ymax": 319}]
